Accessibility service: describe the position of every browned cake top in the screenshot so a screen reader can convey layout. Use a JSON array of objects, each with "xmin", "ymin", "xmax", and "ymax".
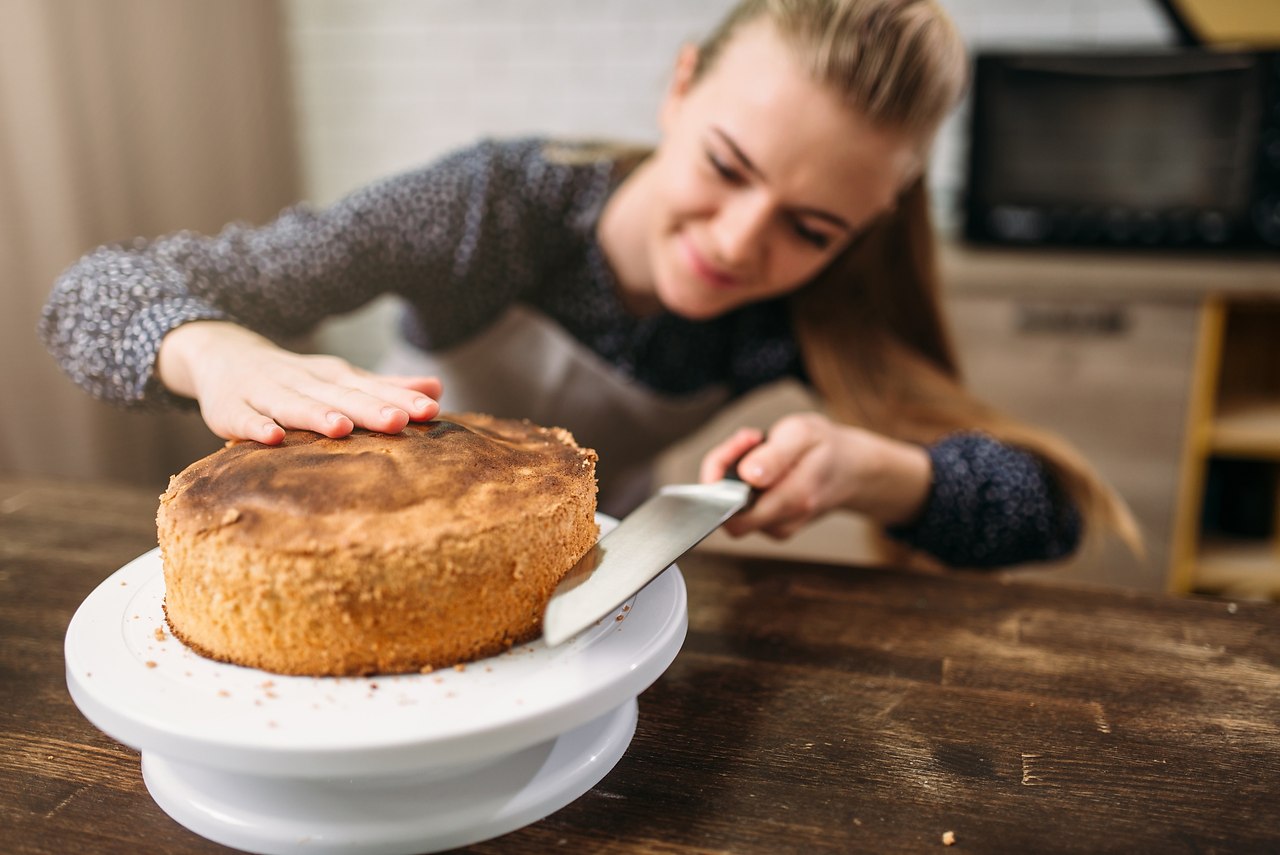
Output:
[{"xmin": 159, "ymin": 412, "xmax": 597, "ymax": 552}]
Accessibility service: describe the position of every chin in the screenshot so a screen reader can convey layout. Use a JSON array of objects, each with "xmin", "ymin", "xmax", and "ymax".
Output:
[{"xmin": 655, "ymin": 282, "xmax": 729, "ymax": 321}]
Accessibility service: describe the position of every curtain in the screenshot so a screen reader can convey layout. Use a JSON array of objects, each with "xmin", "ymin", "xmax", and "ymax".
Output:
[{"xmin": 0, "ymin": 0, "xmax": 299, "ymax": 491}]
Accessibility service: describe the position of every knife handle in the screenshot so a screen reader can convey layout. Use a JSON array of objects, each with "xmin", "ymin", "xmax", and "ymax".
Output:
[
  {"xmin": 723, "ymin": 447, "xmax": 760, "ymax": 509},
  {"xmin": 724, "ymin": 430, "xmax": 766, "ymax": 485}
]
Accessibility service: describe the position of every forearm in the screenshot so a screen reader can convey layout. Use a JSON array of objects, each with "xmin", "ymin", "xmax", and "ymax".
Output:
[
  {"xmin": 38, "ymin": 173, "xmax": 422, "ymax": 408},
  {"xmin": 37, "ymin": 248, "xmax": 231, "ymax": 407},
  {"xmin": 838, "ymin": 429, "xmax": 933, "ymax": 528}
]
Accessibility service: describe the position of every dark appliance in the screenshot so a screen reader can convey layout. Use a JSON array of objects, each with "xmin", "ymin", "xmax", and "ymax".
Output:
[{"xmin": 964, "ymin": 49, "xmax": 1280, "ymax": 250}]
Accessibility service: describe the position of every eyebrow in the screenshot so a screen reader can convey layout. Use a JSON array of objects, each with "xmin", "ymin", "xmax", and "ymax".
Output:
[{"xmin": 711, "ymin": 126, "xmax": 854, "ymax": 232}]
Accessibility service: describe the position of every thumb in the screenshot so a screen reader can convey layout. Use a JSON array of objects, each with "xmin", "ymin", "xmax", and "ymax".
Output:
[{"xmin": 699, "ymin": 427, "xmax": 765, "ymax": 483}]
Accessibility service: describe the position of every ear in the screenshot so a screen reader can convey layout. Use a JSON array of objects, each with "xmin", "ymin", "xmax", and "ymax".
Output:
[{"xmin": 659, "ymin": 43, "xmax": 700, "ymax": 133}]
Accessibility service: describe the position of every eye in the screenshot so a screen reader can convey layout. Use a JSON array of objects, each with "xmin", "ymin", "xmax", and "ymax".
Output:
[
  {"xmin": 705, "ymin": 149, "xmax": 745, "ymax": 185},
  {"xmin": 791, "ymin": 220, "xmax": 833, "ymax": 250}
]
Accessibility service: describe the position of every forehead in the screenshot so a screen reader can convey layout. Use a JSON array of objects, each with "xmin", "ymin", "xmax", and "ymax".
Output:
[{"xmin": 691, "ymin": 22, "xmax": 921, "ymax": 219}]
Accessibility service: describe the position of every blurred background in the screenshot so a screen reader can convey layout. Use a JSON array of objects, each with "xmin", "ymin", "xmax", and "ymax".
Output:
[{"xmin": 3, "ymin": 0, "xmax": 1278, "ymax": 596}]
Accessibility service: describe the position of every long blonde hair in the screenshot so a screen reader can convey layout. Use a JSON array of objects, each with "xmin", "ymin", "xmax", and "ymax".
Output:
[{"xmin": 695, "ymin": 0, "xmax": 1143, "ymax": 557}]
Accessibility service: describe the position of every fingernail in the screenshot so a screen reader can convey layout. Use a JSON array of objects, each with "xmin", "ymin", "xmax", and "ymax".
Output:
[
  {"xmin": 326, "ymin": 411, "xmax": 343, "ymax": 425},
  {"xmin": 413, "ymin": 397, "xmax": 432, "ymax": 411},
  {"xmin": 746, "ymin": 464, "xmax": 766, "ymax": 480},
  {"xmin": 381, "ymin": 406, "xmax": 403, "ymax": 420}
]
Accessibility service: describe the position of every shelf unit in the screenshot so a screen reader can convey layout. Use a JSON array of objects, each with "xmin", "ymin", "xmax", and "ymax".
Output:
[{"xmin": 1170, "ymin": 296, "xmax": 1280, "ymax": 599}]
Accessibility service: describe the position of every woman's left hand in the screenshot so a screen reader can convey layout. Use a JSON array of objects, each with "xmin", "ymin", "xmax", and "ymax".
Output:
[{"xmin": 699, "ymin": 413, "xmax": 933, "ymax": 540}]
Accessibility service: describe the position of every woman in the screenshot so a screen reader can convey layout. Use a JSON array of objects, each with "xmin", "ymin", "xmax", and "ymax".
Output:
[{"xmin": 39, "ymin": 0, "xmax": 1139, "ymax": 568}]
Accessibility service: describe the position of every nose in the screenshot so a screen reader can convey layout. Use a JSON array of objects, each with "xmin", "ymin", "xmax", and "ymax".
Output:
[{"xmin": 709, "ymin": 192, "xmax": 772, "ymax": 268}]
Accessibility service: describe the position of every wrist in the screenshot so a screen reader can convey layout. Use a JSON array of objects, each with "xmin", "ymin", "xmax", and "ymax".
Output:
[
  {"xmin": 157, "ymin": 320, "xmax": 250, "ymax": 399},
  {"xmin": 841, "ymin": 429, "xmax": 933, "ymax": 527}
]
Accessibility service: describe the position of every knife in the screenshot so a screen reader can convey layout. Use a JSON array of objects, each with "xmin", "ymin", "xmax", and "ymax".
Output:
[{"xmin": 542, "ymin": 467, "xmax": 754, "ymax": 647}]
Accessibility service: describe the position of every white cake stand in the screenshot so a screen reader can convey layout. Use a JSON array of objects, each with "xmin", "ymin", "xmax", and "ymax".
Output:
[{"xmin": 64, "ymin": 516, "xmax": 687, "ymax": 854}]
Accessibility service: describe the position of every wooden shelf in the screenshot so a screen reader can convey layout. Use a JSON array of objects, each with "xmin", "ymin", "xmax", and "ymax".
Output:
[
  {"xmin": 1171, "ymin": 296, "xmax": 1280, "ymax": 599},
  {"xmin": 1211, "ymin": 400, "xmax": 1280, "ymax": 459},
  {"xmin": 1194, "ymin": 538, "xmax": 1280, "ymax": 599}
]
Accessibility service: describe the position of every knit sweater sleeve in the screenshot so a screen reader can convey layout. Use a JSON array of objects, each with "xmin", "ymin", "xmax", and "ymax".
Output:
[
  {"xmin": 37, "ymin": 139, "xmax": 552, "ymax": 410},
  {"xmin": 886, "ymin": 433, "xmax": 1083, "ymax": 568}
]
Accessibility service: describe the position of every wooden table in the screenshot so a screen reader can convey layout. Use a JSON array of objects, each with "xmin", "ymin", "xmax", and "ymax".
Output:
[{"xmin": 4, "ymin": 475, "xmax": 1280, "ymax": 854}]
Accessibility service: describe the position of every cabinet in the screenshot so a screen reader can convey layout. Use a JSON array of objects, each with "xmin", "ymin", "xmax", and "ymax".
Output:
[
  {"xmin": 1170, "ymin": 297, "xmax": 1280, "ymax": 599},
  {"xmin": 944, "ymin": 293, "xmax": 1197, "ymax": 592},
  {"xmin": 942, "ymin": 245, "xmax": 1280, "ymax": 596}
]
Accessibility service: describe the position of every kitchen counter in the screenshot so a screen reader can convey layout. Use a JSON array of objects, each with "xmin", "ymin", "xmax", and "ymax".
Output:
[
  {"xmin": 4, "ymin": 474, "xmax": 1280, "ymax": 853},
  {"xmin": 941, "ymin": 241, "xmax": 1280, "ymax": 301}
]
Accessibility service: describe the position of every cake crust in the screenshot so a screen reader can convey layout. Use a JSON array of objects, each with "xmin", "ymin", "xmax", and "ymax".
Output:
[{"xmin": 157, "ymin": 413, "xmax": 598, "ymax": 676}]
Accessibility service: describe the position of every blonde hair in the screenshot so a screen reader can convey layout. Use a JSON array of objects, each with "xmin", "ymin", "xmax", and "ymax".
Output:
[{"xmin": 696, "ymin": 0, "xmax": 1143, "ymax": 559}]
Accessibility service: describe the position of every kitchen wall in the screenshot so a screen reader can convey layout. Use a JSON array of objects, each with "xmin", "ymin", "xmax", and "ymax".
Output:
[
  {"xmin": 283, "ymin": 0, "xmax": 1175, "ymax": 365},
  {"xmin": 283, "ymin": 0, "xmax": 1174, "ymax": 220}
]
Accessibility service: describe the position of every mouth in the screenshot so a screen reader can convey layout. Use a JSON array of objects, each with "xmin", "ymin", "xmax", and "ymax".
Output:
[{"xmin": 679, "ymin": 235, "xmax": 740, "ymax": 289}]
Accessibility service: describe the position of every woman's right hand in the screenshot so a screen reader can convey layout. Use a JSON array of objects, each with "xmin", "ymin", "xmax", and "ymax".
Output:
[{"xmin": 157, "ymin": 321, "xmax": 442, "ymax": 444}]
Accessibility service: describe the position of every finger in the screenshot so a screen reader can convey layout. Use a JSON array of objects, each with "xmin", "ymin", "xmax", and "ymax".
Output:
[
  {"xmin": 377, "ymin": 375, "xmax": 444, "ymax": 400},
  {"xmin": 355, "ymin": 378, "xmax": 441, "ymax": 422},
  {"xmin": 699, "ymin": 427, "xmax": 765, "ymax": 483},
  {"xmin": 761, "ymin": 516, "xmax": 809, "ymax": 541},
  {"xmin": 723, "ymin": 486, "xmax": 814, "ymax": 538},
  {"xmin": 293, "ymin": 366, "xmax": 437, "ymax": 427},
  {"xmin": 246, "ymin": 385, "xmax": 358, "ymax": 438},
  {"xmin": 738, "ymin": 418, "xmax": 822, "ymax": 489},
  {"xmin": 204, "ymin": 398, "xmax": 288, "ymax": 445},
  {"xmin": 281, "ymin": 375, "xmax": 411, "ymax": 435},
  {"xmin": 333, "ymin": 386, "xmax": 411, "ymax": 434},
  {"xmin": 722, "ymin": 447, "xmax": 827, "ymax": 537}
]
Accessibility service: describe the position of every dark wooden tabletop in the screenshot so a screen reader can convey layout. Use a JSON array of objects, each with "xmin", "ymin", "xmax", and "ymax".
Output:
[{"xmin": 4, "ymin": 474, "xmax": 1280, "ymax": 854}]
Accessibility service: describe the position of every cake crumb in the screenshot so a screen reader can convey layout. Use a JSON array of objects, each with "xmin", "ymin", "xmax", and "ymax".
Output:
[
  {"xmin": 615, "ymin": 614, "xmax": 625, "ymax": 622},
  {"xmin": 260, "ymin": 680, "xmax": 275, "ymax": 689},
  {"xmin": 942, "ymin": 830, "xmax": 957, "ymax": 846},
  {"xmin": 222, "ymin": 508, "xmax": 241, "ymax": 525},
  {"xmin": 453, "ymin": 663, "xmax": 466, "ymax": 672},
  {"xmin": 154, "ymin": 627, "xmax": 167, "ymax": 642},
  {"xmin": 419, "ymin": 664, "xmax": 435, "ymax": 674},
  {"xmin": 145, "ymin": 661, "xmax": 157, "ymax": 669}
]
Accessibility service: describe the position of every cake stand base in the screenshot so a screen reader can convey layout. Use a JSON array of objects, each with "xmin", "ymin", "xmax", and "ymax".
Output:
[{"xmin": 142, "ymin": 699, "xmax": 637, "ymax": 855}]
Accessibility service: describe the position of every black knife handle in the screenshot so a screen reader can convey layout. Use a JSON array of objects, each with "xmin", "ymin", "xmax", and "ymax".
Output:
[
  {"xmin": 724, "ymin": 430, "xmax": 767, "ymax": 484},
  {"xmin": 723, "ymin": 445, "xmax": 760, "ymax": 510}
]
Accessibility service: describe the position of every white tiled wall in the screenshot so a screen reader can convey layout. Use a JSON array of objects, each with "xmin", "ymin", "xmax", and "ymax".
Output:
[{"xmin": 283, "ymin": 0, "xmax": 1175, "ymax": 217}]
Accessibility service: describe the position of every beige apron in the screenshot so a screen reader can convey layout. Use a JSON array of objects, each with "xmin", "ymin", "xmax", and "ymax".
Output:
[{"xmin": 378, "ymin": 305, "xmax": 730, "ymax": 516}]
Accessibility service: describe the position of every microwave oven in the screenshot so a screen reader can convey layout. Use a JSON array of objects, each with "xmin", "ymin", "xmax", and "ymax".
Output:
[{"xmin": 963, "ymin": 48, "xmax": 1280, "ymax": 250}]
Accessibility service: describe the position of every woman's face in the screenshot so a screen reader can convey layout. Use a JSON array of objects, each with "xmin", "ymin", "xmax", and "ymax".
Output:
[{"xmin": 645, "ymin": 21, "xmax": 923, "ymax": 320}]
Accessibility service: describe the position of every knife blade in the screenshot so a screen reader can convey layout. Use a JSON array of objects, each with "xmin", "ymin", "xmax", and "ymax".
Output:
[{"xmin": 542, "ymin": 470, "xmax": 753, "ymax": 647}]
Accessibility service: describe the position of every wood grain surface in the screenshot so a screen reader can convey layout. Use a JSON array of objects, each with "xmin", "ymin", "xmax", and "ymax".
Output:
[{"xmin": 3, "ymin": 475, "xmax": 1279, "ymax": 854}]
